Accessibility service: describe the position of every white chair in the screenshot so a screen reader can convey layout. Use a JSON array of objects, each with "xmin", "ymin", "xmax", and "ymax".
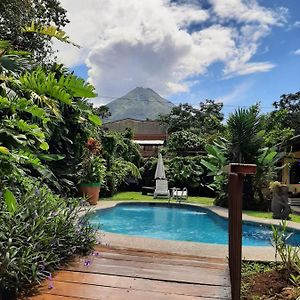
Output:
[
  {"xmin": 172, "ymin": 187, "xmax": 188, "ymax": 203},
  {"xmin": 154, "ymin": 179, "xmax": 170, "ymax": 199},
  {"xmin": 288, "ymin": 198, "xmax": 300, "ymax": 206}
]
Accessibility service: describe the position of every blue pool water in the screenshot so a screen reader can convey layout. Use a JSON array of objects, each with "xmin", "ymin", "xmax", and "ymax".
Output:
[{"xmin": 88, "ymin": 203, "xmax": 300, "ymax": 246}]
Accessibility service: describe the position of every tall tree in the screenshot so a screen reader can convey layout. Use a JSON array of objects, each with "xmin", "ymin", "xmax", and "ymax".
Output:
[
  {"xmin": 159, "ymin": 99, "xmax": 224, "ymax": 135},
  {"xmin": 0, "ymin": 0, "xmax": 69, "ymax": 62},
  {"xmin": 273, "ymin": 91, "xmax": 300, "ymax": 135}
]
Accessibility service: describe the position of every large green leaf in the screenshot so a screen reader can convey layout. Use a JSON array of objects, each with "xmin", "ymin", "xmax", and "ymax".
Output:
[
  {"xmin": 201, "ymin": 159, "xmax": 218, "ymax": 173},
  {"xmin": 4, "ymin": 189, "xmax": 17, "ymax": 214},
  {"xmin": 88, "ymin": 114, "xmax": 102, "ymax": 126}
]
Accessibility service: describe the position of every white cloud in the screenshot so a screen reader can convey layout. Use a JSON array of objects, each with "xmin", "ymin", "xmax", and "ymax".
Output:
[
  {"xmin": 209, "ymin": 0, "xmax": 287, "ymax": 25},
  {"xmin": 217, "ymin": 81, "xmax": 253, "ymax": 103},
  {"xmin": 293, "ymin": 49, "xmax": 300, "ymax": 56},
  {"xmin": 55, "ymin": 0, "xmax": 287, "ymax": 106}
]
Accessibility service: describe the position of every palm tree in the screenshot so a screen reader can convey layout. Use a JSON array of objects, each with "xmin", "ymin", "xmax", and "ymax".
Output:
[{"xmin": 227, "ymin": 106, "xmax": 262, "ymax": 163}]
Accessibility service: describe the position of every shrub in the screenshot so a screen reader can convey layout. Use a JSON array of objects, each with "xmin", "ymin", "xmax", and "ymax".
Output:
[
  {"xmin": 272, "ymin": 221, "xmax": 300, "ymax": 285},
  {"xmin": 0, "ymin": 182, "xmax": 96, "ymax": 297}
]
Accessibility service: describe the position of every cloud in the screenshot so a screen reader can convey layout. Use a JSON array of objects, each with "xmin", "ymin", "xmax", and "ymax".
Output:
[
  {"xmin": 217, "ymin": 81, "xmax": 253, "ymax": 103},
  {"xmin": 209, "ymin": 0, "xmax": 287, "ymax": 25},
  {"xmin": 293, "ymin": 49, "xmax": 300, "ymax": 56},
  {"xmin": 55, "ymin": 0, "xmax": 287, "ymax": 105}
]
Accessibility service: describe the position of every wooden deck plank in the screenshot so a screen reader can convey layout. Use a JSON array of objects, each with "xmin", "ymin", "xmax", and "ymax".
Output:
[
  {"xmin": 90, "ymin": 251, "xmax": 228, "ymax": 270},
  {"xmin": 70, "ymin": 256, "xmax": 229, "ymax": 275},
  {"xmin": 23, "ymin": 246, "xmax": 231, "ymax": 300},
  {"xmin": 37, "ymin": 281, "xmax": 227, "ymax": 300},
  {"xmin": 28, "ymin": 296, "xmax": 82, "ymax": 300},
  {"xmin": 64, "ymin": 260, "xmax": 230, "ymax": 287},
  {"xmin": 53, "ymin": 271, "xmax": 230, "ymax": 299},
  {"xmin": 95, "ymin": 246, "xmax": 227, "ymax": 264}
]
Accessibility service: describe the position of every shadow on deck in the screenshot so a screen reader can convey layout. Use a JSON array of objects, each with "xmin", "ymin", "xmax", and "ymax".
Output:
[{"xmin": 24, "ymin": 246, "xmax": 230, "ymax": 300}]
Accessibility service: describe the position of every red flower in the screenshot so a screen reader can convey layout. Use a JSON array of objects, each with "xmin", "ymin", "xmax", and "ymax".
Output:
[{"xmin": 86, "ymin": 138, "xmax": 102, "ymax": 154}]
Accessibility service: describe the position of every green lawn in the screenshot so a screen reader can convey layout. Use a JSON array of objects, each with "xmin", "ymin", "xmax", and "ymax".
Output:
[
  {"xmin": 104, "ymin": 191, "xmax": 300, "ymax": 223},
  {"xmin": 105, "ymin": 191, "xmax": 214, "ymax": 206},
  {"xmin": 244, "ymin": 210, "xmax": 300, "ymax": 223}
]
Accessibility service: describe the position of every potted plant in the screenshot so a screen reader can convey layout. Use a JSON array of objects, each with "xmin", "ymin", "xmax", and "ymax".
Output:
[{"xmin": 79, "ymin": 138, "xmax": 106, "ymax": 205}]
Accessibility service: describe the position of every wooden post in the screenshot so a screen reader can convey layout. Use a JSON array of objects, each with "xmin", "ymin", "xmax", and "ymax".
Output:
[{"xmin": 228, "ymin": 163, "xmax": 256, "ymax": 300}]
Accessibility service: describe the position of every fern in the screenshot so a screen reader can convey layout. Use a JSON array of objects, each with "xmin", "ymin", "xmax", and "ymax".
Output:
[{"xmin": 22, "ymin": 22, "xmax": 80, "ymax": 48}]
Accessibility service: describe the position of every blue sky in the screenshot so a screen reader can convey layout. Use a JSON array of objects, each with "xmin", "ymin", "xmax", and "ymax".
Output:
[{"xmin": 59, "ymin": 0, "xmax": 300, "ymax": 116}]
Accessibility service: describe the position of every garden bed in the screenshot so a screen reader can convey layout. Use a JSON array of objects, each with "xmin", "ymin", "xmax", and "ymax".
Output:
[{"xmin": 242, "ymin": 262, "xmax": 300, "ymax": 299}]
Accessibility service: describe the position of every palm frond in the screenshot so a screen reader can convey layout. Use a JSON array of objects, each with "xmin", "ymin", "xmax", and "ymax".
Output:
[{"xmin": 22, "ymin": 22, "xmax": 80, "ymax": 48}]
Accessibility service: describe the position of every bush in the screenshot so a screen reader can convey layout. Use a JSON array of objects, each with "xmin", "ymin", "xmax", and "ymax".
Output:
[{"xmin": 0, "ymin": 182, "xmax": 96, "ymax": 297}]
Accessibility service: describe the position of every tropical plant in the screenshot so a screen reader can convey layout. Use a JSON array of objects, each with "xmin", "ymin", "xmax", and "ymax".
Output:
[
  {"xmin": 201, "ymin": 139, "xmax": 228, "ymax": 206},
  {"xmin": 227, "ymin": 106, "xmax": 262, "ymax": 163},
  {"xmin": 167, "ymin": 130, "xmax": 205, "ymax": 155},
  {"xmin": 272, "ymin": 221, "xmax": 300, "ymax": 285},
  {"xmin": 166, "ymin": 156, "xmax": 205, "ymax": 190},
  {"xmin": 254, "ymin": 148, "xmax": 285, "ymax": 206},
  {"xmin": 273, "ymin": 91, "xmax": 300, "ymax": 135},
  {"xmin": 104, "ymin": 158, "xmax": 141, "ymax": 196},
  {"xmin": 79, "ymin": 138, "xmax": 106, "ymax": 184},
  {"xmin": 0, "ymin": 0, "xmax": 69, "ymax": 62},
  {"xmin": 0, "ymin": 182, "xmax": 95, "ymax": 298},
  {"xmin": 159, "ymin": 100, "xmax": 224, "ymax": 136}
]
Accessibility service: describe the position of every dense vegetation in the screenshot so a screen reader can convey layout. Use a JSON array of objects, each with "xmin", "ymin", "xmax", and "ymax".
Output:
[
  {"xmin": 157, "ymin": 99, "xmax": 299, "ymax": 210},
  {"xmin": 0, "ymin": 3, "xmax": 140, "ymax": 298}
]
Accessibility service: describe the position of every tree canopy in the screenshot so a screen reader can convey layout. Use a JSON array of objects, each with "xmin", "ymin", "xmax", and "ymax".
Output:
[{"xmin": 0, "ymin": 0, "xmax": 69, "ymax": 61}]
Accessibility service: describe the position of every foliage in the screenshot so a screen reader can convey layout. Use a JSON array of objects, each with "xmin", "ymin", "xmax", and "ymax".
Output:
[
  {"xmin": 272, "ymin": 221, "xmax": 300, "ymax": 285},
  {"xmin": 0, "ymin": 65, "xmax": 101, "ymax": 194},
  {"xmin": 104, "ymin": 158, "xmax": 141, "ymax": 196},
  {"xmin": 273, "ymin": 91, "xmax": 300, "ymax": 135},
  {"xmin": 166, "ymin": 156, "xmax": 204, "ymax": 189},
  {"xmin": 0, "ymin": 181, "xmax": 95, "ymax": 295},
  {"xmin": 254, "ymin": 148, "xmax": 285, "ymax": 206},
  {"xmin": 78, "ymin": 138, "xmax": 106, "ymax": 184},
  {"xmin": 159, "ymin": 100, "xmax": 224, "ymax": 135},
  {"xmin": 201, "ymin": 139, "xmax": 228, "ymax": 206},
  {"xmin": 167, "ymin": 130, "xmax": 205, "ymax": 155},
  {"xmin": 260, "ymin": 110, "xmax": 294, "ymax": 147},
  {"xmin": 0, "ymin": 0, "xmax": 69, "ymax": 62},
  {"xmin": 100, "ymin": 131, "xmax": 142, "ymax": 196},
  {"xmin": 141, "ymin": 156, "xmax": 208, "ymax": 195},
  {"xmin": 227, "ymin": 106, "xmax": 262, "ymax": 163}
]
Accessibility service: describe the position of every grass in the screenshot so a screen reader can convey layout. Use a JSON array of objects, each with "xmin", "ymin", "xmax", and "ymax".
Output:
[
  {"xmin": 104, "ymin": 192, "xmax": 300, "ymax": 223},
  {"xmin": 104, "ymin": 191, "xmax": 214, "ymax": 206},
  {"xmin": 244, "ymin": 210, "xmax": 300, "ymax": 223}
]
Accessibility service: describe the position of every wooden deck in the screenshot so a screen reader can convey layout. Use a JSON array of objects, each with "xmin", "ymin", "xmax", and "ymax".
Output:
[{"xmin": 27, "ymin": 246, "xmax": 230, "ymax": 300}]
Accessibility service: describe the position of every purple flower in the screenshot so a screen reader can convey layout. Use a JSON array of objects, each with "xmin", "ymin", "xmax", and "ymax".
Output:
[
  {"xmin": 84, "ymin": 259, "xmax": 91, "ymax": 267},
  {"xmin": 48, "ymin": 282, "xmax": 54, "ymax": 290},
  {"xmin": 92, "ymin": 251, "xmax": 100, "ymax": 257}
]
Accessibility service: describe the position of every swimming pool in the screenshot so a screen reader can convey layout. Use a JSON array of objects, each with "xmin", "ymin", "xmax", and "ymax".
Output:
[{"xmin": 88, "ymin": 203, "xmax": 300, "ymax": 246}]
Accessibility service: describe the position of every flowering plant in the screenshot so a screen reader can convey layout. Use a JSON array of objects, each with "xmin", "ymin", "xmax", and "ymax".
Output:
[{"xmin": 79, "ymin": 138, "xmax": 106, "ymax": 184}]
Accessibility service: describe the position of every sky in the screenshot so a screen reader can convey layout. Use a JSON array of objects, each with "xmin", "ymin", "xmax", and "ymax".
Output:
[{"xmin": 55, "ymin": 0, "xmax": 300, "ymax": 116}]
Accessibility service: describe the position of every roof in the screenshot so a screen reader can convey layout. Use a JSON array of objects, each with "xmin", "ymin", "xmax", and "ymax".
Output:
[
  {"xmin": 103, "ymin": 118, "xmax": 159, "ymax": 125},
  {"xmin": 133, "ymin": 140, "xmax": 164, "ymax": 145}
]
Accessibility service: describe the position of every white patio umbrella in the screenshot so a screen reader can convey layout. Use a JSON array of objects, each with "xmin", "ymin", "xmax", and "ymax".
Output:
[{"xmin": 155, "ymin": 153, "xmax": 166, "ymax": 179}]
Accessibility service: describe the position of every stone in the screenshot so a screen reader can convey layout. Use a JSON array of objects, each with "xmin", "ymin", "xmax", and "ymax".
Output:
[{"xmin": 271, "ymin": 185, "xmax": 291, "ymax": 219}]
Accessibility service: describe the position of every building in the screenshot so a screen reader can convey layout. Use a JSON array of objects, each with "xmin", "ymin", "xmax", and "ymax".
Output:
[
  {"xmin": 103, "ymin": 118, "xmax": 168, "ymax": 157},
  {"xmin": 281, "ymin": 135, "xmax": 300, "ymax": 193}
]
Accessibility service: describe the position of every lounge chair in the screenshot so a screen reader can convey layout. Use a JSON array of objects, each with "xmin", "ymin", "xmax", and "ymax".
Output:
[
  {"xmin": 172, "ymin": 187, "xmax": 188, "ymax": 203},
  {"xmin": 288, "ymin": 197, "xmax": 300, "ymax": 206},
  {"xmin": 154, "ymin": 179, "xmax": 170, "ymax": 199}
]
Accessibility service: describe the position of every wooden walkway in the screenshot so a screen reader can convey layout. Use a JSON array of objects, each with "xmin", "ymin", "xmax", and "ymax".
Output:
[{"xmin": 27, "ymin": 246, "xmax": 230, "ymax": 300}]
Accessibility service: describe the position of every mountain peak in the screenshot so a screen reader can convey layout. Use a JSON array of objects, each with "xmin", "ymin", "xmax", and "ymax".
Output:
[{"xmin": 105, "ymin": 87, "xmax": 174, "ymax": 122}]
